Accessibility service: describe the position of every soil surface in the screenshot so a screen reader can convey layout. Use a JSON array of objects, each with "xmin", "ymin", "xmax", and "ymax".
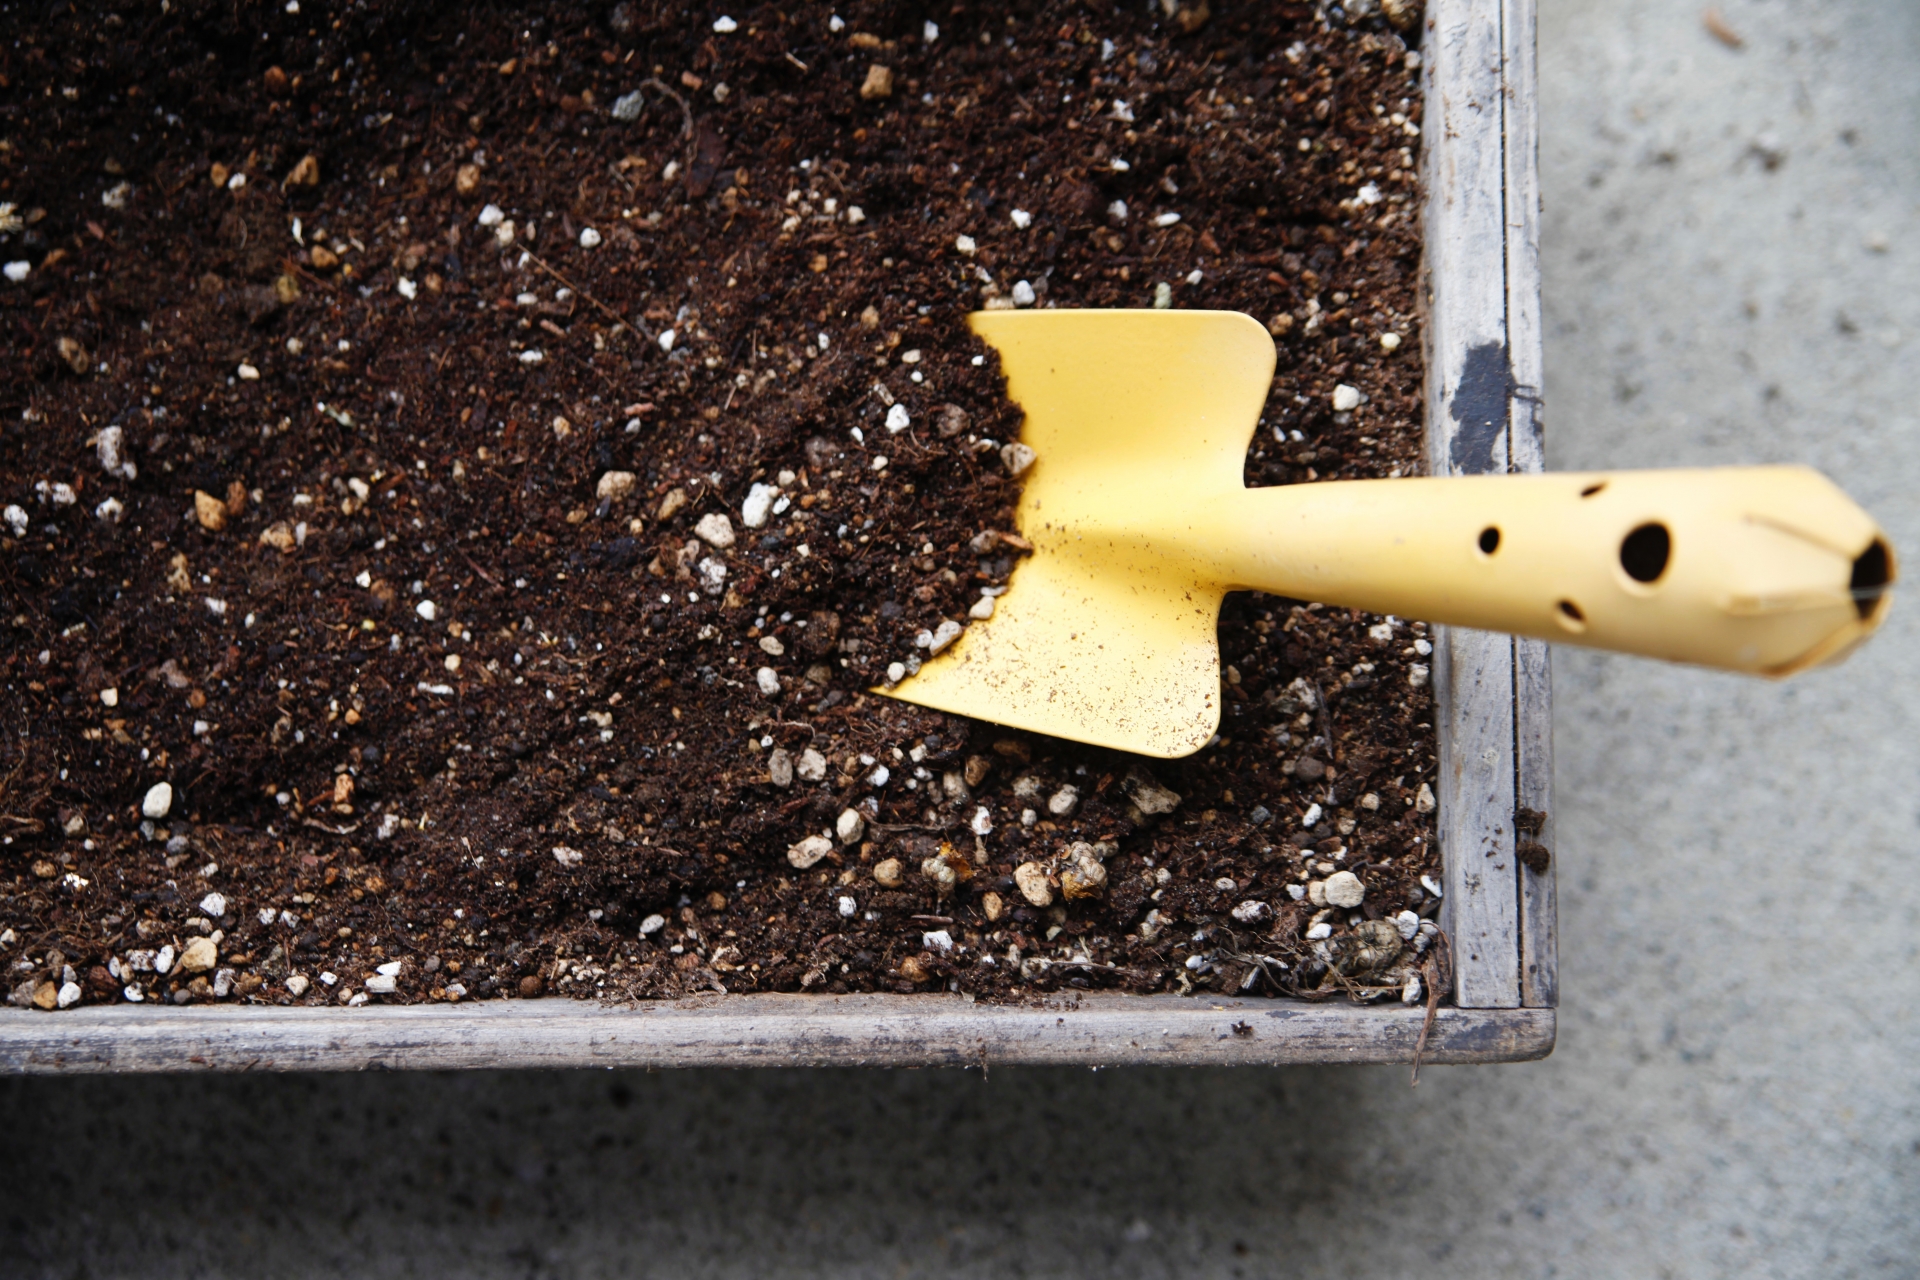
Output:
[{"xmin": 0, "ymin": 1, "xmax": 1444, "ymax": 1011}]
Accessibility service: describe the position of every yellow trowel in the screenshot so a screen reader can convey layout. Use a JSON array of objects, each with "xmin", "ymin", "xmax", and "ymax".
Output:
[{"xmin": 885, "ymin": 310, "xmax": 1895, "ymax": 758}]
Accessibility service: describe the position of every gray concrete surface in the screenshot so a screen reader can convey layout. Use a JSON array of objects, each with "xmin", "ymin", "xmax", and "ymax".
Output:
[{"xmin": 4, "ymin": 3, "xmax": 1917, "ymax": 1276}]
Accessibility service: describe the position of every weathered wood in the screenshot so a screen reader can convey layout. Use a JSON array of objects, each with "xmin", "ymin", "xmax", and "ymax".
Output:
[
  {"xmin": 1503, "ymin": 0, "xmax": 1556, "ymax": 1009},
  {"xmin": 1515, "ymin": 638, "xmax": 1557, "ymax": 1006},
  {"xmin": 0, "ymin": 997, "xmax": 1554, "ymax": 1074},
  {"xmin": 1422, "ymin": 0, "xmax": 1524, "ymax": 1008},
  {"xmin": 1430, "ymin": 629, "xmax": 1521, "ymax": 1007},
  {"xmin": 1499, "ymin": 0, "xmax": 1555, "ymax": 1009}
]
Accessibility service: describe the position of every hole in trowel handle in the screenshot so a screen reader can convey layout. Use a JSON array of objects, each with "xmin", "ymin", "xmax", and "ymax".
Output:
[
  {"xmin": 1477, "ymin": 526, "xmax": 1501, "ymax": 555},
  {"xmin": 1619, "ymin": 523, "xmax": 1672, "ymax": 584},
  {"xmin": 1556, "ymin": 599, "xmax": 1587, "ymax": 632},
  {"xmin": 1850, "ymin": 538, "xmax": 1892, "ymax": 619}
]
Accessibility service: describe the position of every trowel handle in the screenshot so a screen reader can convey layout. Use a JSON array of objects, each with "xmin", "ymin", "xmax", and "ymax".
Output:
[{"xmin": 1217, "ymin": 466, "xmax": 1893, "ymax": 675}]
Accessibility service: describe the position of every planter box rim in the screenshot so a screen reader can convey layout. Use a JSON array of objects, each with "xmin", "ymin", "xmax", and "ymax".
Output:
[{"xmin": 0, "ymin": 0, "xmax": 1552, "ymax": 1073}]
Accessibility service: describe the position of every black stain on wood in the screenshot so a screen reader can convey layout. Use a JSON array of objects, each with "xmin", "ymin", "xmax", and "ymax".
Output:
[{"xmin": 1448, "ymin": 342, "xmax": 1514, "ymax": 474}]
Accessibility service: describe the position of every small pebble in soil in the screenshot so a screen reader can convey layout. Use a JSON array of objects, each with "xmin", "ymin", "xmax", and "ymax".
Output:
[
  {"xmin": 859, "ymin": 64, "xmax": 893, "ymax": 101},
  {"xmin": 741, "ymin": 482, "xmax": 777, "ymax": 527},
  {"xmin": 835, "ymin": 808, "xmax": 865, "ymax": 844},
  {"xmin": 921, "ymin": 852, "xmax": 960, "ymax": 893},
  {"xmin": 694, "ymin": 512, "xmax": 735, "ymax": 548},
  {"xmin": 767, "ymin": 748, "xmax": 794, "ymax": 787},
  {"xmin": 639, "ymin": 914, "xmax": 667, "ymax": 936},
  {"xmin": 756, "ymin": 667, "xmax": 782, "ymax": 696},
  {"xmin": 1332, "ymin": 384, "xmax": 1363, "ymax": 412},
  {"xmin": 796, "ymin": 749, "xmax": 828, "ymax": 782},
  {"xmin": 1394, "ymin": 910, "xmax": 1421, "ymax": 941},
  {"xmin": 286, "ymin": 974, "xmax": 310, "ymax": 996},
  {"xmin": 1232, "ymin": 900, "xmax": 1271, "ymax": 923},
  {"xmin": 194, "ymin": 490, "xmax": 227, "ymax": 531},
  {"xmin": 872, "ymin": 858, "xmax": 904, "ymax": 889},
  {"xmin": 96, "ymin": 425, "xmax": 137, "ymax": 480},
  {"xmin": 1001, "ymin": 442, "xmax": 1037, "ymax": 477},
  {"xmin": 1014, "ymin": 861, "xmax": 1053, "ymax": 907},
  {"xmin": 788, "ymin": 835, "xmax": 833, "ymax": 869},
  {"xmin": 1324, "ymin": 871, "xmax": 1365, "ymax": 908},
  {"xmin": 1048, "ymin": 785, "xmax": 1079, "ymax": 817},
  {"xmin": 141, "ymin": 782, "xmax": 172, "ymax": 819}
]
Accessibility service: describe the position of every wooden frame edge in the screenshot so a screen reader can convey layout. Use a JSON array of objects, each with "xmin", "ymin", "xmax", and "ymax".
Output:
[
  {"xmin": 0, "ymin": 6, "xmax": 1558, "ymax": 1070},
  {"xmin": 0, "ymin": 998, "xmax": 1554, "ymax": 1073},
  {"xmin": 1422, "ymin": 0, "xmax": 1554, "ymax": 1009}
]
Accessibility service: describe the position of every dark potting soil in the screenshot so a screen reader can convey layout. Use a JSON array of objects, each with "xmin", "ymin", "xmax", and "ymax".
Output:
[{"xmin": 0, "ymin": 1, "xmax": 1446, "ymax": 1012}]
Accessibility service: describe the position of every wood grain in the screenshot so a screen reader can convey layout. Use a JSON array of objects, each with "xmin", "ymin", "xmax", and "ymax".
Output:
[
  {"xmin": 1501, "ymin": 0, "xmax": 1557, "ymax": 1010},
  {"xmin": 1516, "ymin": 637, "xmax": 1557, "ymax": 1007},
  {"xmin": 0, "ymin": 997, "xmax": 1555, "ymax": 1074},
  {"xmin": 1422, "ymin": 0, "xmax": 1525, "ymax": 1008}
]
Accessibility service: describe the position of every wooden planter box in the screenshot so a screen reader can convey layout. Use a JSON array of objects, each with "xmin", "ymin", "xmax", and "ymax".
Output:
[{"xmin": 0, "ymin": 0, "xmax": 1552, "ymax": 1073}]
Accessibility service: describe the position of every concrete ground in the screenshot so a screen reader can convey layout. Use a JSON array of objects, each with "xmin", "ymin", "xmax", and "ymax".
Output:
[{"xmin": 4, "ymin": 2, "xmax": 1916, "ymax": 1276}]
